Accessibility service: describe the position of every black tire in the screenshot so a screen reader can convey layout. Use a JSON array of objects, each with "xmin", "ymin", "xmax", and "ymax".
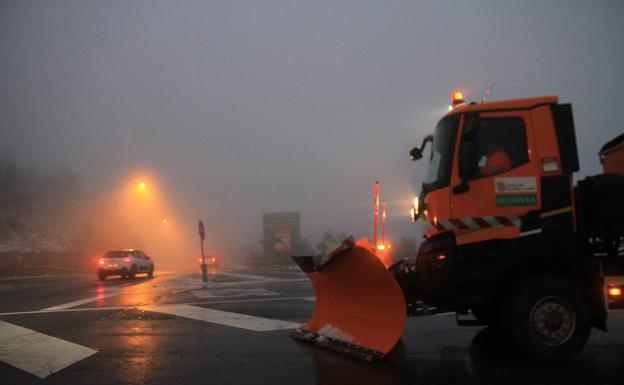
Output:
[
  {"xmin": 506, "ymin": 276, "xmax": 591, "ymax": 361},
  {"xmin": 98, "ymin": 271, "xmax": 107, "ymax": 281},
  {"xmin": 147, "ymin": 264, "xmax": 154, "ymax": 278},
  {"xmin": 121, "ymin": 267, "xmax": 128, "ymax": 279},
  {"xmin": 129, "ymin": 265, "xmax": 137, "ymax": 279}
]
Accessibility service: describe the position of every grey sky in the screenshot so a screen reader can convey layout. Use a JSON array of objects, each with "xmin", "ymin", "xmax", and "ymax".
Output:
[{"xmin": 2, "ymin": 0, "xmax": 623, "ymax": 257}]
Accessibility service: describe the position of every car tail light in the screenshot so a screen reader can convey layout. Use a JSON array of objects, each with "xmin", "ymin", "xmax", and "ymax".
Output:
[
  {"xmin": 98, "ymin": 259, "xmax": 105, "ymax": 265},
  {"xmin": 608, "ymin": 285, "xmax": 624, "ymax": 310},
  {"xmin": 198, "ymin": 258, "xmax": 202, "ymax": 263},
  {"xmin": 123, "ymin": 257, "xmax": 131, "ymax": 263},
  {"xmin": 609, "ymin": 287, "xmax": 623, "ymax": 297},
  {"xmin": 211, "ymin": 257, "xmax": 216, "ymax": 262}
]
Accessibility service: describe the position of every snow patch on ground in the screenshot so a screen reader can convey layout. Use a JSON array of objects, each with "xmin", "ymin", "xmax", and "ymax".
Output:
[{"xmin": 0, "ymin": 220, "xmax": 68, "ymax": 254}]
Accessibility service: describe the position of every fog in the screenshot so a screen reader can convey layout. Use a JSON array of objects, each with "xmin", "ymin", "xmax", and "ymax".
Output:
[{"xmin": 1, "ymin": 1, "xmax": 623, "ymax": 266}]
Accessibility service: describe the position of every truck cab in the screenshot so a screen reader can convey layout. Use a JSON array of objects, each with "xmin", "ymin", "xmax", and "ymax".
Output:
[{"xmin": 407, "ymin": 94, "xmax": 623, "ymax": 360}]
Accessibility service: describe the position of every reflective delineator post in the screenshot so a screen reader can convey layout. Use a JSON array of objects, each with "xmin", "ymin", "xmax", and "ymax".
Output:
[
  {"xmin": 382, "ymin": 200, "xmax": 386, "ymax": 246},
  {"xmin": 374, "ymin": 181, "xmax": 379, "ymax": 249},
  {"xmin": 198, "ymin": 220, "xmax": 207, "ymax": 288}
]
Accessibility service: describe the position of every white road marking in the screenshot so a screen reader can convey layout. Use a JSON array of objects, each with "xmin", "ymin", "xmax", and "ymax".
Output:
[
  {"xmin": 0, "ymin": 306, "xmax": 133, "ymax": 317},
  {"xmin": 216, "ymin": 271, "xmax": 305, "ymax": 282},
  {"xmin": 142, "ymin": 304, "xmax": 301, "ymax": 331},
  {"xmin": 202, "ymin": 278, "xmax": 309, "ymax": 289},
  {"xmin": 0, "ymin": 296, "xmax": 316, "ymax": 317},
  {"xmin": 41, "ymin": 288, "xmax": 122, "ymax": 311},
  {"xmin": 161, "ymin": 275, "xmax": 309, "ymax": 292},
  {"xmin": 191, "ymin": 288, "xmax": 279, "ymax": 299},
  {"xmin": 187, "ymin": 296, "xmax": 314, "ymax": 306},
  {"xmin": 0, "ymin": 320, "xmax": 97, "ymax": 379}
]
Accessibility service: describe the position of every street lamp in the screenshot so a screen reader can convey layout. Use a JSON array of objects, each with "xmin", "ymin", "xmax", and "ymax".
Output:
[{"xmin": 136, "ymin": 181, "xmax": 147, "ymax": 247}]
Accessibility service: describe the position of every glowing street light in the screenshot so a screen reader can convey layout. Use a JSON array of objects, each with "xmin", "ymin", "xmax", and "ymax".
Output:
[{"xmin": 135, "ymin": 181, "xmax": 148, "ymax": 247}]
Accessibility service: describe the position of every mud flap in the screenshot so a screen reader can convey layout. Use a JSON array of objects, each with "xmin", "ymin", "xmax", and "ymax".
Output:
[{"xmin": 292, "ymin": 240, "xmax": 407, "ymax": 361}]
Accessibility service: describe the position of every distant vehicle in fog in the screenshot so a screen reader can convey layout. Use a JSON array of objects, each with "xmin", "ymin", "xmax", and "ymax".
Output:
[
  {"xmin": 198, "ymin": 255, "xmax": 219, "ymax": 270},
  {"xmin": 98, "ymin": 249, "xmax": 155, "ymax": 281}
]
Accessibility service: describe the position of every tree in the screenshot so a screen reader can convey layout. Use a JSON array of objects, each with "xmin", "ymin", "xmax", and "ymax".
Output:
[
  {"xmin": 291, "ymin": 237, "xmax": 317, "ymax": 256},
  {"xmin": 316, "ymin": 230, "xmax": 348, "ymax": 256},
  {"xmin": 0, "ymin": 152, "xmax": 32, "ymax": 221}
]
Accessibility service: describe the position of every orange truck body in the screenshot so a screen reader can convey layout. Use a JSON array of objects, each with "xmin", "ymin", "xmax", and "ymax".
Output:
[
  {"xmin": 600, "ymin": 134, "xmax": 624, "ymax": 175},
  {"xmin": 293, "ymin": 95, "xmax": 624, "ymax": 362}
]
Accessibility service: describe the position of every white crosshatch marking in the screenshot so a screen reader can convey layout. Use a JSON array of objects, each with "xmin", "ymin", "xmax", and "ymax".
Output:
[{"xmin": 0, "ymin": 320, "xmax": 97, "ymax": 379}]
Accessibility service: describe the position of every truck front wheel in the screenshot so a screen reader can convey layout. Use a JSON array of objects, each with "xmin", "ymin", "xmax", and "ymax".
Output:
[{"xmin": 507, "ymin": 277, "xmax": 591, "ymax": 360}]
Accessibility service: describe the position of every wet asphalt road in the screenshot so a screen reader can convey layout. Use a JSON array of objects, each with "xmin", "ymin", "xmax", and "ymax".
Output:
[{"xmin": 1, "ymin": 269, "xmax": 623, "ymax": 385}]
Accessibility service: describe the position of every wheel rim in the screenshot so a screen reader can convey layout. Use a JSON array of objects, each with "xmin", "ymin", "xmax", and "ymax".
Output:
[{"xmin": 529, "ymin": 295, "xmax": 576, "ymax": 346}]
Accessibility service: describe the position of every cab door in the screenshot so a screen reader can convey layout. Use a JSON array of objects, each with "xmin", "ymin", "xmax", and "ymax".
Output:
[{"xmin": 450, "ymin": 110, "xmax": 539, "ymax": 245}]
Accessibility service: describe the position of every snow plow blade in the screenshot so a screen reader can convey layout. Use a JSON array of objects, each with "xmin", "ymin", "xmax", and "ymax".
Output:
[{"xmin": 291, "ymin": 241, "xmax": 407, "ymax": 361}]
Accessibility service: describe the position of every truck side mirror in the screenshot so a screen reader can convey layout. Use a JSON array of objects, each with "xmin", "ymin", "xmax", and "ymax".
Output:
[
  {"xmin": 409, "ymin": 146, "xmax": 423, "ymax": 161},
  {"xmin": 410, "ymin": 135, "xmax": 433, "ymax": 161}
]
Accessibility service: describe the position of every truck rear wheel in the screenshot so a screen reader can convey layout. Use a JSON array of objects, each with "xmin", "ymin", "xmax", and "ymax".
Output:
[{"xmin": 507, "ymin": 276, "xmax": 591, "ymax": 360}]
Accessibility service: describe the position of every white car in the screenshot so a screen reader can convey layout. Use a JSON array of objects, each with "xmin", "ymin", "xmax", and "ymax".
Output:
[{"xmin": 97, "ymin": 249, "xmax": 155, "ymax": 281}]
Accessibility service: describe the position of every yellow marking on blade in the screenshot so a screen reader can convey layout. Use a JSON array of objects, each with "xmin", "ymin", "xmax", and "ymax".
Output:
[{"xmin": 540, "ymin": 206, "xmax": 573, "ymax": 218}]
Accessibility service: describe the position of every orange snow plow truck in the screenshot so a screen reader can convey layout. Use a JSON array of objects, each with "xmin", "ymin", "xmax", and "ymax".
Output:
[{"xmin": 292, "ymin": 94, "xmax": 624, "ymax": 361}]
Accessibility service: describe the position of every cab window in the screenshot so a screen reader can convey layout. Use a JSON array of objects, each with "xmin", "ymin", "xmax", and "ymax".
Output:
[
  {"xmin": 459, "ymin": 117, "xmax": 528, "ymax": 180},
  {"xmin": 423, "ymin": 114, "xmax": 460, "ymax": 191}
]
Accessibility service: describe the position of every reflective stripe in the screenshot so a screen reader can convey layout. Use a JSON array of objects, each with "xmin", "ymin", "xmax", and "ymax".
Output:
[
  {"xmin": 462, "ymin": 218, "xmax": 481, "ymax": 230},
  {"xmin": 450, "ymin": 218, "xmax": 469, "ymax": 229},
  {"xmin": 483, "ymin": 216, "xmax": 501, "ymax": 227},
  {"xmin": 439, "ymin": 220, "xmax": 454, "ymax": 231},
  {"xmin": 520, "ymin": 228, "xmax": 542, "ymax": 237},
  {"xmin": 472, "ymin": 217, "xmax": 492, "ymax": 228},
  {"xmin": 428, "ymin": 215, "xmax": 522, "ymax": 232}
]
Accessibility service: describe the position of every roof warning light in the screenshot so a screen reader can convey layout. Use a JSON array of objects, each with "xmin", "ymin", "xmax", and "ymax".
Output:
[{"xmin": 451, "ymin": 91, "xmax": 464, "ymax": 106}]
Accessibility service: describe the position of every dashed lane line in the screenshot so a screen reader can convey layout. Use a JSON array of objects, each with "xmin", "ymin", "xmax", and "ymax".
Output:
[
  {"xmin": 0, "ymin": 320, "xmax": 97, "ymax": 379},
  {"xmin": 141, "ymin": 303, "xmax": 301, "ymax": 331}
]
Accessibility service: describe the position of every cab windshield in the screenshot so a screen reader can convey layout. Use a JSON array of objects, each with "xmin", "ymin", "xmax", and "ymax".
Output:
[{"xmin": 424, "ymin": 114, "xmax": 459, "ymax": 191}]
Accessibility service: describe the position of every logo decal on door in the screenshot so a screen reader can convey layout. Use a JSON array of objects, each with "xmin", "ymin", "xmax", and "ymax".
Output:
[{"xmin": 494, "ymin": 177, "xmax": 536, "ymax": 193}]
